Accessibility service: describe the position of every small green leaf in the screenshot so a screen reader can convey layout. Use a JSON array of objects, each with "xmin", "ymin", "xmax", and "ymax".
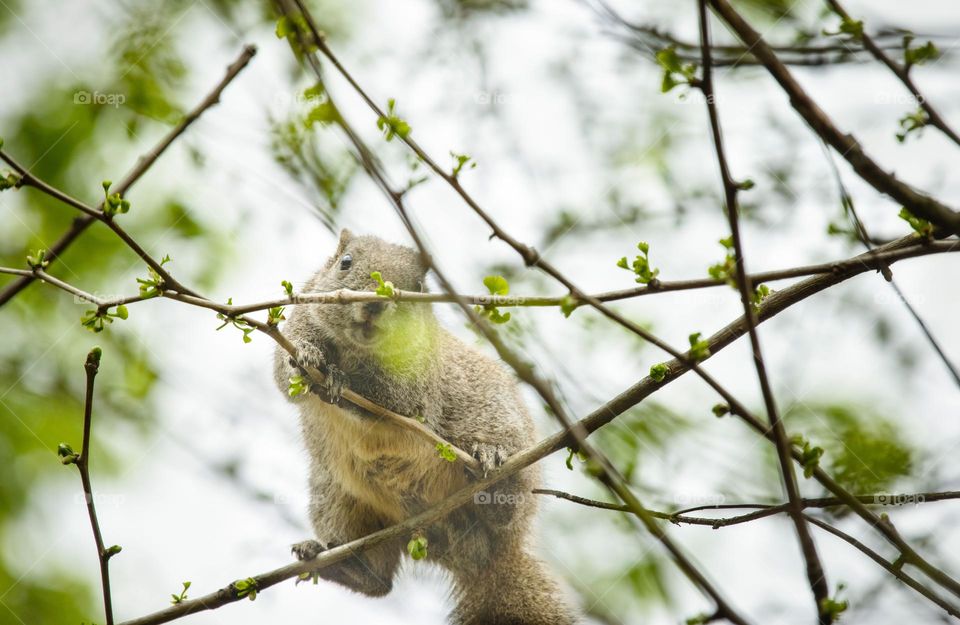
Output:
[
  {"xmin": 407, "ymin": 534, "xmax": 428, "ymax": 560},
  {"xmin": 450, "ymin": 152, "xmax": 476, "ymax": 179},
  {"xmin": 57, "ymin": 443, "xmax": 78, "ymax": 465},
  {"xmin": 26, "ymin": 249, "xmax": 48, "ymax": 270},
  {"xmin": 305, "ymin": 101, "xmax": 339, "ymax": 128},
  {"xmin": 267, "ymin": 306, "xmax": 286, "ymax": 327},
  {"xmin": 650, "ymin": 363, "xmax": 669, "ymax": 382},
  {"xmin": 371, "ymin": 271, "xmax": 395, "ymax": 297},
  {"xmin": 282, "ymin": 280, "xmax": 294, "ymax": 296},
  {"xmin": 904, "ymin": 40, "xmax": 938, "ymax": 67},
  {"xmin": 712, "ymin": 404, "xmax": 730, "ymax": 418},
  {"xmin": 0, "ymin": 171, "xmax": 20, "ymax": 191},
  {"xmin": 275, "ymin": 16, "xmax": 293, "ymax": 38},
  {"xmin": 288, "ymin": 375, "xmax": 308, "ymax": 397},
  {"xmin": 823, "ymin": 16, "xmax": 863, "ymax": 41},
  {"xmin": 376, "ymin": 98, "xmax": 411, "ymax": 142},
  {"xmin": 483, "ymin": 275, "xmax": 509, "ymax": 296},
  {"xmin": 898, "ymin": 207, "xmax": 933, "ymax": 236},
  {"xmin": 655, "ymin": 46, "xmax": 698, "ymax": 93},
  {"xmin": 233, "ymin": 577, "xmax": 258, "ymax": 601},
  {"xmin": 435, "ymin": 443, "xmax": 457, "ymax": 463},
  {"xmin": 559, "ymin": 294, "xmax": 578, "ymax": 318},
  {"xmin": 688, "ymin": 332, "xmax": 711, "ymax": 362}
]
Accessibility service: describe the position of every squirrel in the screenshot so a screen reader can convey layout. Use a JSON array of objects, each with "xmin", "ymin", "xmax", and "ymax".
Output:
[{"xmin": 274, "ymin": 229, "xmax": 576, "ymax": 625}]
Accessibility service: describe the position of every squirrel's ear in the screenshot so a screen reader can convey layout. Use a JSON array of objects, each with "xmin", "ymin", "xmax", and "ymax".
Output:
[{"xmin": 331, "ymin": 228, "xmax": 352, "ymax": 258}]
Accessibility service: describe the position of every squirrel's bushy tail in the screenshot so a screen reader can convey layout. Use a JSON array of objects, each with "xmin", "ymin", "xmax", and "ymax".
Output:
[{"xmin": 451, "ymin": 544, "xmax": 576, "ymax": 625}]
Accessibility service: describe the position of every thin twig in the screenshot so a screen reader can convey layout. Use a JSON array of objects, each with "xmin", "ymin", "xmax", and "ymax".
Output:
[
  {"xmin": 75, "ymin": 348, "xmax": 117, "ymax": 625},
  {"xmin": 7, "ymin": 238, "xmax": 948, "ymax": 313},
  {"xmin": 695, "ymin": 2, "xmax": 831, "ymax": 620}
]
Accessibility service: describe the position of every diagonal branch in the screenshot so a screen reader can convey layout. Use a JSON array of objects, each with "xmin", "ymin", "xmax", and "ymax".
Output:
[{"xmin": 696, "ymin": 2, "xmax": 831, "ymax": 620}]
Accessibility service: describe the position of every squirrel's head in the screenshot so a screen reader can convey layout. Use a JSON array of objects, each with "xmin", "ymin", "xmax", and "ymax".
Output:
[{"xmin": 306, "ymin": 229, "xmax": 435, "ymax": 360}]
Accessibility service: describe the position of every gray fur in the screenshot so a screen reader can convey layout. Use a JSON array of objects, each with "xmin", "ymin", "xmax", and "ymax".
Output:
[{"xmin": 274, "ymin": 230, "xmax": 576, "ymax": 624}]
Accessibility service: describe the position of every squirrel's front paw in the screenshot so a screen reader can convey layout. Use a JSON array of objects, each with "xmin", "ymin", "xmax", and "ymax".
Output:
[
  {"xmin": 469, "ymin": 442, "xmax": 508, "ymax": 477},
  {"xmin": 289, "ymin": 341, "xmax": 346, "ymax": 404},
  {"xmin": 290, "ymin": 340, "xmax": 327, "ymax": 375},
  {"xmin": 321, "ymin": 364, "xmax": 347, "ymax": 404}
]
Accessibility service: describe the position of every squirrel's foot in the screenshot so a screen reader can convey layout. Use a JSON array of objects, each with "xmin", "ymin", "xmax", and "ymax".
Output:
[
  {"xmin": 291, "ymin": 539, "xmax": 337, "ymax": 561},
  {"xmin": 290, "ymin": 340, "xmax": 327, "ymax": 375},
  {"xmin": 469, "ymin": 442, "xmax": 508, "ymax": 477},
  {"xmin": 321, "ymin": 364, "xmax": 346, "ymax": 404},
  {"xmin": 289, "ymin": 340, "xmax": 346, "ymax": 404}
]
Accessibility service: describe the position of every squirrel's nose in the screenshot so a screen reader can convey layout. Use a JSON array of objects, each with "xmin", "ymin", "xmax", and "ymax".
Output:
[{"xmin": 363, "ymin": 301, "xmax": 386, "ymax": 316}]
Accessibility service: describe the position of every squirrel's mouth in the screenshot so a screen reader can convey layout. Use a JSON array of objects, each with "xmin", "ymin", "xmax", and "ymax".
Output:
[{"xmin": 348, "ymin": 320, "xmax": 379, "ymax": 345}]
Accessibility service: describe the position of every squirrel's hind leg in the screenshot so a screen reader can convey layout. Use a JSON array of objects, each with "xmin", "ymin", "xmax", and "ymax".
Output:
[{"xmin": 297, "ymin": 474, "xmax": 402, "ymax": 597}]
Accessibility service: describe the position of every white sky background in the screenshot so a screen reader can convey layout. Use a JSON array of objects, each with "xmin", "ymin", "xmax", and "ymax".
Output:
[{"xmin": 1, "ymin": 0, "xmax": 959, "ymax": 624}]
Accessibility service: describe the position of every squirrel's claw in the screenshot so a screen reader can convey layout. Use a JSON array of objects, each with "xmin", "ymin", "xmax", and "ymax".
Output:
[
  {"xmin": 290, "ymin": 340, "xmax": 327, "ymax": 374},
  {"xmin": 470, "ymin": 442, "xmax": 508, "ymax": 477},
  {"xmin": 322, "ymin": 364, "xmax": 346, "ymax": 404},
  {"xmin": 291, "ymin": 539, "xmax": 325, "ymax": 561},
  {"xmin": 290, "ymin": 340, "xmax": 347, "ymax": 404}
]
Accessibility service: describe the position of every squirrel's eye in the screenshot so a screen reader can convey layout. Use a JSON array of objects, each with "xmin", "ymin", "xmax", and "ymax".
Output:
[{"xmin": 339, "ymin": 254, "xmax": 352, "ymax": 271}]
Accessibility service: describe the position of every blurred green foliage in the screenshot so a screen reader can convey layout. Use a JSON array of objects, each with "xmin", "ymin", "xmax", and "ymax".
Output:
[
  {"xmin": 0, "ymin": 0, "xmax": 255, "ymax": 621},
  {"xmin": 783, "ymin": 402, "xmax": 915, "ymax": 494}
]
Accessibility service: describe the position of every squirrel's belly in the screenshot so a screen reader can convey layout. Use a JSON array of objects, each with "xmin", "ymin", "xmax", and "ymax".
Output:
[{"xmin": 300, "ymin": 398, "xmax": 464, "ymax": 521}]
